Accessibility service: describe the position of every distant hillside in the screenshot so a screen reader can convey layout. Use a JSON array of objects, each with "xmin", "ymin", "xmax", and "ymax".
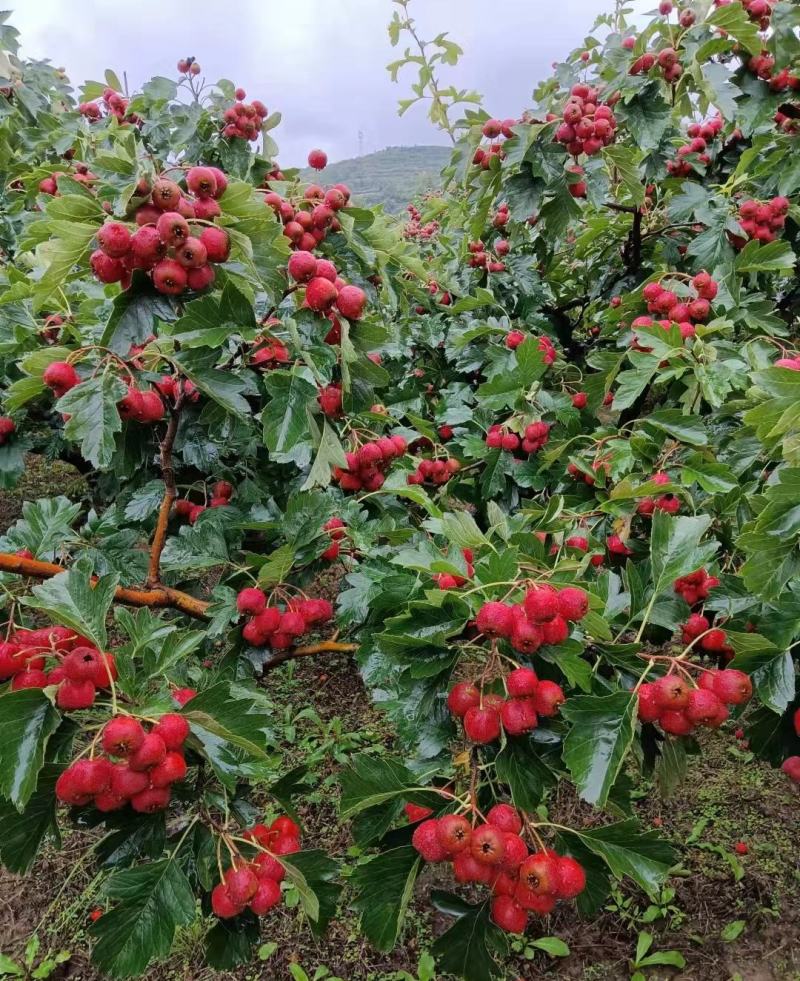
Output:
[{"xmin": 299, "ymin": 145, "xmax": 452, "ymax": 213}]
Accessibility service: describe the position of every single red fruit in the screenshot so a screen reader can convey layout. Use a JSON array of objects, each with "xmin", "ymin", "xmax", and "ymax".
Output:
[
  {"xmin": 447, "ymin": 681, "xmax": 480, "ymax": 718},
  {"xmin": 533, "ymin": 680, "xmax": 565, "ymax": 717},
  {"xmin": 463, "ymin": 705, "xmax": 502, "ymax": 743},
  {"xmin": 249, "ymin": 877, "xmax": 282, "ymax": 914},
  {"xmin": 102, "ymin": 716, "xmax": 145, "ymax": 757},
  {"xmin": 555, "ymin": 856, "xmax": 586, "ymax": 898},
  {"xmin": 518, "ymin": 852, "xmax": 558, "ymax": 895},
  {"xmin": 412, "ymin": 818, "xmax": 448, "ymax": 862},
  {"xmin": 127, "ymin": 732, "xmax": 167, "ymax": 771},
  {"xmin": 491, "ymin": 895, "xmax": 528, "ymax": 933},
  {"xmin": 437, "ymin": 813, "xmax": 472, "ymax": 854},
  {"xmin": 211, "ymin": 883, "xmax": 243, "ymax": 919},
  {"xmin": 470, "ymin": 824, "xmax": 506, "ymax": 866},
  {"xmin": 486, "ymin": 803, "xmax": 523, "ymax": 835},
  {"xmin": 506, "ymin": 667, "xmax": 538, "ymax": 698}
]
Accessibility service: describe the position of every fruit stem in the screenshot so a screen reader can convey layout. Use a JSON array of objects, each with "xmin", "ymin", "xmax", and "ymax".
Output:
[{"xmin": 145, "ymin": 393, "xmax": 185, "ymax": 588}]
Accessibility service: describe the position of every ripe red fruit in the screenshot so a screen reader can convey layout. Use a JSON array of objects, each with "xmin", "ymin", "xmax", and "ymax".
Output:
[
  {"xmin": 56, "ymin": 760, "xmax": 106, "ymax": 805},
  {"xmin": 130, "ymin": 786, "xmax": 171, "ymax": 813},
  {"xmin": 151, "ymin": 178, "xmax": 182, "ymax": 211},
  {"xmin": 557, "ymin": 586, "xmax": 589, "ymax": 621},
  {"xmin": 110, "ymin": 764, "xmax": 149, "ymax": 798},
  {"xmin": 102, "ymin": 716, "xmax": 145, "ymax": 757},
  {"xmin": 487, "ymin": 803, "xmax": 523, "ymax": 835},
  {"xmin": 555, "ymin": 856, "xmax": 586, "ymax": 898},
  {"xmin": 654, "ymin": 674, "xmax": 690, "ymax": 710},
  {"xmin": 336, "ymin": 285, "xmax": 367, "ymax": 320},
  {"xmin": 306, "ymin": 277, "xmax": 338, "ymax": 312},
  {"xmin": 532, "ymin": 680, "xmax": 565, "ymax": 717},
  {"xmin": 510, "ymin": 619, "xmax": 542, "ymax": 655},
  {"xmin": 781, "ymin": 756, "xmax": 800, "ymax": 783},
  {"xmin": 447, "ymin": 681, "xmax": 480, "ymax": 717},
  {"xmin": 734, "ymin": 841, "xmax": 748, "ymax": 855},
  {"xmin": 175, "ymin": 237, "xmax": 207, "ymax": 269},
  {"xmin": 224, "ymin": 864, "xmax": 259, "ymax": 904},
  {"xmin": 237, "ymin": 587, "xmax": 267, "ymax": 615},
  {"xmin": 491, "ymin": 895, "xmax": 528, "ymax": 933},
  {"xmin": 713, "ymin": 669, "xmax": 753, "ymax": 705},
  {"xmin": 685, "ymin": 688, "xmax": 723, "ymax": 725},
  {"xmin": 198, "ymin": 225, "xmax": 230, "ymax": 263},
  {"xmin": 211, "ymin": 883, "xmax": 243, "ymax": 919},
  {"xmin": 63, "ymin": 646, "xmax": 103, "ymax": 682},
  {"xmin": 501, "ymin": 833, "xmax": 528, "ymax": 871},
  {"xmin": 153, "ymin": 259, "xmax": 187, "ymax": 295},
  {"xmin": 288, "ymin": 250, "xmax": 318, "ymax": 283},
  {"xmin": 437, "ymin": 813, "xmax": 472, "ymax": 854},
  {"xmin": 150, "ymin": 751, "xmax": 187, "ymax": 788},
  {"xmin": 151, "ymin": 713, "xmax": 190, "ymax": 750},
  {"xmin": 156, "ymin": 211, "xmax": 190, "ymax": 247},
  {"xmin": 128, "ymin": 732, "xmax": 167, "ymax": 771},
  {"xmin": 187, "ymin": 264, "xmax": 216, "ymax": 291},
  {"xmin": 540, "ymin": 614, "xmax": 570, "ymax": 646},
  {"xmin": 464, "ymin": 705, "xmax": 502, "ymax": 743},
  {"xmin": 404, "ymin": 802, "xmax": 434, "ymax": 823},
  {"xmin": 308, "ymin": 148, "xmax": 328, "ymax": 170},
  {"xmin": 91, "ymin": 249, "xmax": 125, "ymax": 283},
  {"xmin": 249, "ymin": 877, "xmax": 282, "ymax": 914},
  {"xmin": 501, "ymin": 698, "xmax": 538, "ymax": 735},
  {"xmin": 186, "ymin": 166, "xmax": 217, "ymax": 198},
  {"xmin": 254, "ymin": 852, "xmax": 286, "ymax": 881},
  {"xmin": 453, "ymin": 851, "xmax": 492, "ymax": 884},
  {"xmin": 97, "ymin": 222, "xmax": 131, "ymax": 258},
  {"xmin": 506, "ymin": 667, "xmax": 538, "ymax": 698},
  {"xmin": 659, "ymin": 710, "xmax": 693, "ymax": 736},
  {"xmin": 524, "ymin": 584, "xmax": 559, "ymax": 623},
  {"xmin": 470, "ymin": 824, "xmax": 505, "ymax": 865},
  {"xmin": 56, "ymin": 678, "xmax": 96, "ymax": 709},
  {"xmin": 130, "ymin": 225, "xmax": 167, "ymax": 266},
  {"xmin": 412, "ymin": 818, "xmax": 448, "ymax": 862},
  {"xmin": 519, "ymin": 852, "xmax": 558, "ymax": 895},
  {"xmin": 476, "ymin": 601, "xmax": 514, "ymax": 638}
]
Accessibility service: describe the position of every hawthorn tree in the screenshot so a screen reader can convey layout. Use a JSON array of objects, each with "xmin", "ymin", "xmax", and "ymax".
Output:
[{"xmin": 0, "ymin": 0, "xmax": 798, "ymax": 977}]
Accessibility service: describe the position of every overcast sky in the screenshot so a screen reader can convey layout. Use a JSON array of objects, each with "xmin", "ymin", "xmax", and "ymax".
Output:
[{"xmin": 11, "ymin": 0, "xmax": 635, "ymax": 167}]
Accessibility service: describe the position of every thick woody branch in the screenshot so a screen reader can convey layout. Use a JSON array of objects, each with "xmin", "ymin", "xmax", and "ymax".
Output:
[
  {"xmin": 146, "ymin": 395, "xmax": 184, "ymax": 588},
  {"xmin": 261, "ymin": 641, "xmax": 359, "ymax": 671}
]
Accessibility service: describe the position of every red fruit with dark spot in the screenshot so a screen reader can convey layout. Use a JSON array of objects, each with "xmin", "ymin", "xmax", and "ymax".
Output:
[
  {"xmin": 199, "ymin": 226, "xmax": 230, "ymax": 263},
  {"xmin": 156, "ymin": 211, "xmax": 190, "ymax": 247},
  {"xmin": 237, "ymin": 587, "xmax": 267, "ymax": 615},
  {"xmin": 713, "ymin": 669, "xmax": 753, "ymax": 705},
  {"xmin": 175, "ymin": 237, "xmax": 208, "ymax": 269},
  {"xmin": 56, "ymin": 678, "xmax": 96, "ymax": 709},
  {"xmin": 519, "ymin": 852, "xmax": 558, "ymax": 895},
  {"xmin": 153, "ymin": 259, "xmax": 187, "ymax": 295},
  {"xmin": 476, "ymin": 601, "xmax": 514, "ymax": 638},
  {"xmin": 470, "ymin": 824, "xmax": 505, "ymax": 865},
  {"xmin": 97, "ymin": 222, "xmax": 131, "ymax": 258},
  {"xmin": 151, "ymin": 178, "xmax": 182, "ymax": 211},
  {"xmin": 186, "ymin": 166, "xmax": 217, "ymax": 198},
  {"xmin": 437, "ymin": 813, "xmax": 472, "ymax": 854},
  {"xmin": 532, "ymin": 680, "xmax": 565, "ymax": 717},
  {"xmin": 654, "ymin": 674, "xmax": 690, "ymax": 710},
  {"xmin": 305, "ymin": 277, "xmax": 339, "ymax": 312}
]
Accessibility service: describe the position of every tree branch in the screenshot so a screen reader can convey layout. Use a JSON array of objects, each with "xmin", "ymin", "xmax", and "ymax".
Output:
[
  {"xmin": 261, "ymin": 641, "xmax": 358, "ymax": 671},
  {"xmin": 146, "ymin": 394, "xmax": 184, "ymax": 588},
  {"xmin": 0, "ymin": 552, "xmax": 211, "ymax": 620}
]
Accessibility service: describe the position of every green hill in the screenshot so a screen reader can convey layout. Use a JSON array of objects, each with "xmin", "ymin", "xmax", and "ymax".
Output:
[{"xmin": 299, "ymin": 145, "xmax": 452, "ymax": 213}]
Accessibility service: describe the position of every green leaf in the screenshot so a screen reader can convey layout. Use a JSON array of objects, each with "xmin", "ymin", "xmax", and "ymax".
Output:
[
  {"xmin": 101, "ymin": 278, "xmax": 177, "ymax": 353},
  {"xmin": 603, "ymin": 145, "xmax": 645, "ymax": 206},
  {"xmin": 720, "ymin": 919, "xmax": 746, "ymax": 942},
  {"xmin": 431, "ymin": 895, "xmax": 507, "ymax": 981},
  {"xmin": 0, "ymin": 690, "xmax": 61, "ymax": 810},
  {"xmin": 262, "ymin": 370, "xmax": 316, "ymax": 455},
  {"xmin": 22, "ymin": 563, "xmax": 118, "ymax": 649},
  {"xmin": 707, "ymin": 2, "xmax": 762, "ymax": 53},
  {"xmin": 495, "ymin": 737, "xmax": 557, "ymax": 811},
  {"xmin": 339, "ymin": 754, "xmax": 416, "ymax": 818},
  {"xmin": 90, "ymin": 858, "xmax": 196, "ymax": 977},
  {"xmin": 655, "ymin": 735, "xmax": 687, "ymax": 799},
  {"xmin": 56, "ymin": 374, "xmax": 127, "ymax": 469},
  {"xmin": 531, "ymin": 937, "xmax": 570, "ymax": 957},
  {"xmin": 174, "ymin": 356, "xmax": 251, "ymax": 418},
  {"xmin": 561, "ymin": 692, "xmax": 636, "ymax": 807},
  {"xmin": 281, "ymin": 850, "xmax": 340, "ymax": 934},
  {"xmin": 301, "ymin": 419, "xmax": 347, "ymax": 491},
  {"xmin": 643, "ymin": 409, "xmax": 707, "ymax": 447},
  {"xmin": 734, "ymin": 239, "xmax": 796, "ymax": 273},
  {"xmin": 0, "ymin": 763, "xmax": 60, "ymax": 873},
  {"xmin": 441, "ymin": 511, "xmax": 488, "ymax": 549},
  {"xmin": 351, "ymin": 845, "xmax": 421, "ymax": 951},
  {"xmin": 649, "ymin": 512, "xmax": 716, "ymax": 597}
]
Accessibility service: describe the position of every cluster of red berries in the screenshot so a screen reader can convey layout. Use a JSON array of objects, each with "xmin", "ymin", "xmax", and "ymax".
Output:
[
  {"xmin": 637, "ymin": 669, "xmax": 752, "ymax": 736},
  {"xmin": 410, "ymin": 803, "xmax": 585, "ymax": 933},
  {"xmin": 211, "ymin": 816, "xmax": 300, "ymax": 918},
  {"xmin": 636, "ymin": 471, "xmax": 680, "ymax": 516},
  {"xmin": 504, "ymin": 332, "xmax": 556, "ymax": 365},
  {"xmin": 38, "ymin": 162, "xmax": 97, "ymax": 196},
  {"xmin": 448, "ymin": 668, "xmax": 565, "ymax": 742},
  {"xmin": 731, "ymin": 196, "xmax": 789, "ymax": 247},
  {"xmin": 55, "ymin": 713, "xmax": 189, "ymax": 812},
  {"xmin": 176, "ymin": 57, "xmax": 202, "ymax": 76},
  {"xmin": 332, "ymin": 436, "xmax": 407, "ymax": 492},
  {"xmin": 117, "ymin": 384, "xmax": 166, "ymax": 424},
  {"xmin": 90, "ymin": 169, "xmax": 231, "ymax": 294},
  {"xmin": 666, "ymin": 114, "xmax": 723, "ymax": 176},
  {"xmin": 480, "ymin": 583, "xmax": 589, "ymax": 651},
  {"xmin": 251, "ymin": 334, "xmax": 290, "ymax": 369},
  {"xmin": 467, "ymin": 238, "xmax": 508, "ymax": 272},
  {"xmin": 641, "ymin": 271, "xmax": 717, "ymax": 325},
  {"xmin": 714, "ymin": 0, "xmax": 774, "ymax": 28},
  {"xmin": 321, "ymin": 517, "xmax": 347, "ymax": 561},
  {"xmin": 1, "ymin": 624, "xmax": 117, "ymax": 709},
  {"xmin": 629, "ymin": 46, "xmax": 682, "ymax": 83},
  {"xmin": 433, "ymin": 548, "xmax": 474, "ymax": 590},
  {"xmin": 237, "ymin": 589, "xmax": 333, "ymax": 649},
  {"xmin": 222, "ymin": 92, "xmax": 269, "ymax": 141},
  {"xmin": 567, "ymin": 457, "xmax": 609, "ymax": 486},
  {"xmin": 674, "ymin": 568, "xmax": 720, "ymax": 606},
  {"xmin": 485, "ymin": 420, "xmax": 550, "ymax": 456},
  {"xmin": 554, "ymin": 84, "xmax": 618, "ymax": 157},
  {"xmin": 407, "ymin": 456, "xmax": 460, "ymax": 486},
  {"xmin": 472, "ymin": 118, "xmax": 518, "ymax": 169},
  {"xmin": 0, "ymin": 416, "xmax": 15, "ymax": 445},
  {"xmin": 174, "ymin": 480, "xmax": 235, "ymax": 525},
  {"xmin": 404, "ymin": 204, "xmax": 439, "ymax": 240},
  {"xmin": 287, "ymin": 251, "xmax": 367, "ymax": 320},
  {"xmin": 265, "ymin": 181, "xmax": 350, "ymax": 255},
  {"xmin": 79, "ymin": 86, "xmax": 141, "ymax": 126},
  {"xmin": 681, "ymin": 613, "xmax": 734, "ymax": 657},
  {"xmin": 781, "ymin": 709, "xmax": 800, "ymax": 784}
]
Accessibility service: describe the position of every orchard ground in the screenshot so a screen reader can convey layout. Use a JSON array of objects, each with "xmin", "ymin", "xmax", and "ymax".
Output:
[{"xmin": 0, "ymin": 464, "xmax": 797, "ymax": 981}]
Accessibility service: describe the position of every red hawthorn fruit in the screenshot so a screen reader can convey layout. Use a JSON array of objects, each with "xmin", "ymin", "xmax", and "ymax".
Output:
[
  {"xmin": 501, "ymin": 833, "xmax": 528, "ymax": 871},
  {"xmin": 557, "ymin": 586, "xmax": 589, "ymax": 621},
  {"xmin": 501, "ymin": 698, "xmax": 538, "ymax": 735},
  {"xmin": 186, "ymin": 166, "xmax": 217, "ymax": 198},
  {"xmin": 199, "ymin": 226, "xmax": 230, "ymax": 263},
  {"xmin": 685, "ymin": 688, "xmax": 723, "ymax": 725},
  {"xmin": 97, "ymin": 222, "xmax": 131, "ymax": 258},
  {"xmin": 128, "ymin": 732, "xmax": 167, "ymax": 771},
  {"xmin": 224, "ymin": 865, "xmax": 259, "ymax": 905},
  {"xmin": 237, "ymin": 587, "xmax": 267, "ymax": 615},
  {"xmin": 308, "ymin": 148, "xmax": 328, "ymax": 170},
  {"xmin": 131, "ymin": 786, "xmax": 171, "ymax": 813},
  {"xmin": 453, "ymin": 851, "xmax": 492, "ymax": 884},
  {"xmin": 91, "ymin": 250, "xmax": 125, "ymax": 283},
  {"xmin": 412, "ymin": 818, "xmax": 448, "ymax": 862},
  {"xmin": 487, "ymin": 803, "xmax": 523, "ymax": 835},
  {"xmin": 532, "ymin": 680, "xmax": 565, "ymax": 717},
  {"xmin": 464, "ymin": 705, "xmax": 502, "ymax": 743},
  {"xmin": 288, "ymin": 250, "xmax": 318, "ymax": 282},
  {"xmin": 211, "ymin": 883, "xmax": 243, "ymax": 919},
  {"xmin": 524, "ymin": 584, "xmax": 559, "ymax": 623},
  {"xmin": 781, "ymin": 756, "xmax": 800, "ymax": 783},
  {"xmin": 470, "ymin": 824, "xmax": 506, "ymax": 865},
  {"xmin": 437, "ymin": 813, "xmax": 472, "ymax": 854},
  {"xmin": 540, "ymin": 615, "xmax": 569, "ymax": 645},
  {"xmin": 175, "ymin": 237, "xmax": 208, "ymax": 268},
  {"xmin": 476, "ymin": 601, "xmax": 514, "ymax": 638},
  {"xmin": 306, "ymin": 277, "xmax": 339, "ymax": 312},
  {"xmin": 653, "ymin": 674, "xmax": 690, "ymax": 710},
  {"xmin": 150, "ymin": 751, "xmax": 187, "ymax": 788},
  {"xmin": 249, "ymin": 877, "xmax": 282, "ymax": 914},
  {"xmin": 447, "ymin": 681, "xmax": 480, "ymax": 717},
  {"xmin": 404, "ymin": 802, "xmax": 434, "ymax": 823},
  {"xmin": 57, "ymin": 678, "xmax": 96, "ymax": 709},
  {"xmin": 518, "ymin": 851, "xmax": 558, "ymax": 895},
  {"xmin": 506, "ymin": 667, "xmax": 538, "ymax": 698},
  {"xmin": 187, "ymin": 264, "xmax": 216, "ymax": 290},
  {"xmin": 151, "ymin": 713, "xmax": 190, "ymax": 750},
  {"xmin": 510, "ymin": 619, "xmax": 542, "ymax": 655},
  {"xmin": 153, "ymin": 259, "xmax": 188, "ymax": 295},
  {"xmin": 555, "ymin": 856, "xmax": 586, "ymax": 898},
  {"xmin": 491, "ymin": 895, "xmax": 528, "ymax": 933},
  {"xmin": 659, "ymin": 710, "xmax": 693, "ymax": 736},
  {"xmin": 336, "ymin": 285, "xmax": 367, "ymax": 320},
  {"xmin": 713, "ymin": 669, "xmax": 753, "ymax": 705},
  {"xmin": 734, "ymin": 841, "xmax": 748, "ymax": 856}
]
